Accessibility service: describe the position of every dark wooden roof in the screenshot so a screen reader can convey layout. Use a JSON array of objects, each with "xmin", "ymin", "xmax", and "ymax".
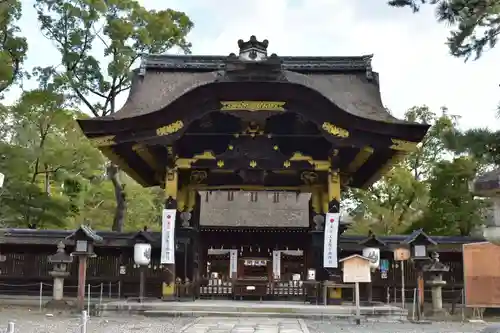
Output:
[
  {"xmin": 403, "ymin": 228, "xmax": 437, "ymax": 245},
  {"xmin": 473, "ymin": 168, "xmax": 500, "ymax": 195},
  {"xmin": 87, "ymin": 62, "xmax": 399, "ymax": 125},
  {"xmin": 0, "ymin": 227, "xmax": 485, "ymax": 253},
  {"xmin": 75, "ymin": 36, "xmax": 430, "ymax": 190}
]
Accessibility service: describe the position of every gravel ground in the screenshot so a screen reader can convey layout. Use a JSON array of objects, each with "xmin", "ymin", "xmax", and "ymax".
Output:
[
  {"xmin": 0, "ymin": 309, "xmax": 491, "ymax": 333},
  {"xmin": 307, "ymin": 319, "xmax": 488, "ymax": 333},
  {"xmin": 0, "ymin": 310, "xmax": 194, "ymax": 333}
]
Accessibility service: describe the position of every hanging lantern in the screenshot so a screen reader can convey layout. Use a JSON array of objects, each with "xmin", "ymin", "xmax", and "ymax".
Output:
[
  {"xmin": 133, "ymin": 243, "xmax": 152, "ymax": 266},
  {"xmin": 362, "ymin": 247, "xmax": 380, "ymax": 269}
]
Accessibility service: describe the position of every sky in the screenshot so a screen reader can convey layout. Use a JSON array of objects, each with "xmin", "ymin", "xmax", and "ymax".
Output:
[{"xmin": 9, "ymin": 0, "xmax": 500, "ymax": 130}]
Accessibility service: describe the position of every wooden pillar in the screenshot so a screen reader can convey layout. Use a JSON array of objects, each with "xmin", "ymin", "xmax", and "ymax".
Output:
[
  {"xmin": 323, "ymin": 168, "xmax": 342, "ymax": 288},
  {"xmin": 162, "ymin": 167, "xmax": 178, "ymax": 300},
  {"xmin": 325, "ymin": 168, "xmax": 340, "ymax": 215},
  {"xmin": 189, "ymin": 191, "xmax": 201, "ymax": 284}
]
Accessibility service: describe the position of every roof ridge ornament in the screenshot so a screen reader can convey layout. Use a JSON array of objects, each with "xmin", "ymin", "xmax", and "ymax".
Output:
[{"xmin": 238, "ymin": 35, "xmax": 268, "ymax": 61}]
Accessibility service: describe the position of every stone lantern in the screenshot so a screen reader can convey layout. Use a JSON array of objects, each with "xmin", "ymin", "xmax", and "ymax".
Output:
[
  {"xmin": 423, "ymin": 252, "xmax": 450, "ymax": 316},
  {"xmin": 66, "ymin": 225, "xmax": 103, "ymax": 311},
  {"xmin": 47, "ymin": 241, "xmax": 73, "ymax": 307}
]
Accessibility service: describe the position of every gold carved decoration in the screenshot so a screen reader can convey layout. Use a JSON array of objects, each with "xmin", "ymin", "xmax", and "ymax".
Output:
[
  {"xmin": 217, "ymin": 160, "xmax": 225, "ymax": 168},
  {"xmin": 190, "ymin": 170, "xmax": 207, "ymax": 184},
  {"xmin": 290, "ymin": 152, "xmax": 312, "ymax": 162},
  {"xmin": 322, "ymin": 122, "xmax": 349, "ymax": 138},
  {"xmin": 390, "ymin": 139, "xmax": 418, "ymax": 151},
  {"xmin": 301, "ymin": 171, "xmax": 318, "ymax": 185},
  {"xmin": 283, "ymin": 160, "xmax": 291, "ymax": 168},
  {"xmin": 242, "ymin": 122, "xmax": 264, "ymax": 137},
  {"xmin": 328, "ymin": 169, "xmax": 341, "ymax": 202},
  {"xmin": 313, "ymin": 161, "xmax": 330, "ymax": 171},
  {"xmin": 249, "ymin": 160, "xmax": 257, "ymax": 168},
  {"xmin": 175, "ymin": 159, "xmax": 193, "ymax": 169},
  {"xmin": 165, "ymin": 168, "xmax": 178, "ymax": 199},
  {"xmin": 89, "ymin": 135, "xmax": 116, "ymax": 147},
  {"xmin": 287, "ymin": 152, "xmax": 330, "ymax": 171},
  {"xmin": 193, "ymin": 151, "xmax": 216, "ymax": 160},
  {"xmin": 156, "ymin": 120, "xmax": 184, "ymax": 137},
  {"xmin": 220, "ymin": 101, "xmax": 286, "ymax": 112}
]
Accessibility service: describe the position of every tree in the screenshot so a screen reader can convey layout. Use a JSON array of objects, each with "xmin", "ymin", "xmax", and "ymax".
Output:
[
  {"xmin": 34, "ymin": 0, "xmax": 193, "ymax": 231},
  {"xmin": 0, "ymin": 89, "xmax": 104, "ymax": 228},
  {"xmin": 416, "ymin": 157, "xmax": 487, "ymax": 235},
  {"xmin": 347, "ymin": 105, "xmax": 458, "ymax": 235},
  {"xmin": 348, "ymin": 166, "xmax": 428, "ymax": 235},
  {"xmin": 0, "ymin": 0, "xmax": 27, "ymax": 94},
  {"xmin": 388, "ymin": 0, "xmax": 500, "ymax": 60},
  {"xmin": 403, "ymin": 105, "xmax": 458, "ymax": 180}
]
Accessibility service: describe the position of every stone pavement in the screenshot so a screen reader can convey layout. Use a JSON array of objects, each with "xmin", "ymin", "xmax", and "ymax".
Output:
[{"xmin": 181, "ymin": 317, "xmax": 309, "ymax": 333}]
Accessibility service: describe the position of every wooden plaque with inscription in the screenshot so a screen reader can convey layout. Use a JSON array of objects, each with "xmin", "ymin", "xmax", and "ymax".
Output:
[{"xmin": 463, "ymin": 242, "xmax": 500, "ymax": 308}]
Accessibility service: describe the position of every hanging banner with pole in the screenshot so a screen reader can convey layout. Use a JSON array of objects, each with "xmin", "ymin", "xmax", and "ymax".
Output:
[
  {"xmin": 323, "ymin": 213, "xmax": 340, "ymax": 268},
  {"xmin": 229, "ymin": 249, "xmax": 238, "ymax": 279},
  {"xmin": 161, "ymin": 209, "xmax": 176, "ymax": 264},
  {"xmin": 272, "ymin": 250, "xmax": 281, "ymax": 279}
]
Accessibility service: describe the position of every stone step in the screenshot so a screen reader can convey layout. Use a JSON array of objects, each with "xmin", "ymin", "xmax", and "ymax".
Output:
[
  {"xmin": 136, "ymin": 310, "xmax": 407, "ymax": 321},
  {"xmin": 97, "ymin": 301, "xmax": 407, "ymax": 321}
]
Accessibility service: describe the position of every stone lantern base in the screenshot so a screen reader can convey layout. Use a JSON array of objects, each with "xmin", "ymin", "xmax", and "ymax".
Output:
[{"xmin": 45, "ymin": 299, "xmax": 72, "ymax": 309}]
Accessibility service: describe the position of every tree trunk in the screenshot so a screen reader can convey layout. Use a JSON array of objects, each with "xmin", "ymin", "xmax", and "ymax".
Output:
[{"xmin": 107, "ymin": 164, "xmax": 126, "ymax": 232}]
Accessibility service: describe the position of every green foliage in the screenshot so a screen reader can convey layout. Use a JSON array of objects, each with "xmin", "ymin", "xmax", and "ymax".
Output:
[
  {"xmin": 348, "ymin": 166, "xmax": 428, "ymax": 235},
  {"xmin": 348, "ymin": 105, "xmax": 486, "ymax": 236},
  {"xmin": 417, "ymin": 157, "xmax": 487, "ymax": 235},
  {"xmin": 389, "ymin": 0, "xmax": 500, "ymax": 60},
  {"xmin": 0, "ymin": 0, "xmax": 28, "ymax": 94},
  {"xmin": 32, "ymin": 0, "xmax": 193, "ymax": 231},
  {"xmin": 34, "ymin": 0, "xmax": 193, "ymax": 116},
  {"xmin": 0, "ymin": 85, "xmax": 165, "ymax": 230},
  {"xmin": 403, "ymin": 106, "xmax": 458, "ymax": 180}
]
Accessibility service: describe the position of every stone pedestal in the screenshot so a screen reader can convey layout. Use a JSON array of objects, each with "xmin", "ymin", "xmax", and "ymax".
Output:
[
  {"xmin": 47, "ymin": 270, "xmax": 70, "ymax": 307},
  {"xmin": 427, "ymin": 277, "xmax": 447, "ymax": 315},
  {"xmin": 52, "ymin": 274, "xmax": 65, "ymax": 301}
]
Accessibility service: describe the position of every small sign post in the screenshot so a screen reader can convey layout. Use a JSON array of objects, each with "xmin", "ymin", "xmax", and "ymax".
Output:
[
  {"xmin": 340, "ymin": 255, "xmax": 372, "ymax": 325},
  {"xmin": 393, "ymin": 247, "xmax": 411, "ymax": 308}
]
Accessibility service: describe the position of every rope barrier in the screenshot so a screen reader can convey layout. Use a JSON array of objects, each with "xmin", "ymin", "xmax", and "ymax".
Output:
[{"xmin": 0, "ymin": 281, "xmax": 120, "ymax": 288}]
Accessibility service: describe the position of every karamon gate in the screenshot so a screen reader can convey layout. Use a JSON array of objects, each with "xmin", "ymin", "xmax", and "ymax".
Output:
[{"xmin": 77, "ymin": 36, "xmax": 429, "ymax": 301}]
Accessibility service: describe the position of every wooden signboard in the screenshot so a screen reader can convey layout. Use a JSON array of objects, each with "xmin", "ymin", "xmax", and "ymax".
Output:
[
  {"xmin": 340, "ymin": 255, "xmax": 371, "ymax": 283},
  {"xmin": 463, "ymin": 242, "xmax": 500, "ymax": 308}
]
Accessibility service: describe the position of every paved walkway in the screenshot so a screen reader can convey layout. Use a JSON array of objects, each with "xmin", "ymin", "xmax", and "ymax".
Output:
[{"xmin": 181, "ymin": 317, "xmax": 309, "ymax": 333}]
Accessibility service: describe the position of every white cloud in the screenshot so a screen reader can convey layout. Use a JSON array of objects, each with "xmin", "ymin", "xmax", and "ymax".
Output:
[{"xmin": 12, "ymin": 0, "xmax": 500, "ymax": 130}]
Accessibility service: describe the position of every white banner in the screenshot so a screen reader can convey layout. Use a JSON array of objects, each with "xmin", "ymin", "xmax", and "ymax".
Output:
[
  {"xmin": 323, "ymin": 213, "xmax": 340, "ymax": 268},
  {"xmin": 272, "ymin": 250, "xmax": 281, "ymax": 279},
  {"xmin": 229, "ymin": 249, "xmax": 238, "ymax": 279},
  {"xmin": 161, "ymin": 209, "xmax": 176, "ymax": 264}
]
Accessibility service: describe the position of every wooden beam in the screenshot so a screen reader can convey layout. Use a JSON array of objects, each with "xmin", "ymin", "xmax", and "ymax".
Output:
[
  {"xmin": 347, "ymin": 147, "xmax": 374, "ymax": 174},
  {"xmin": 99, "ymin": 146, "xmax": 150, "ymax": 187}
]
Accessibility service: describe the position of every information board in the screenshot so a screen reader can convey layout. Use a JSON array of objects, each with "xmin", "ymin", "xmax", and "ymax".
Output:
[{"xmin": 463, "ymin": 242, "xmax": 500, "ymax": 308}]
